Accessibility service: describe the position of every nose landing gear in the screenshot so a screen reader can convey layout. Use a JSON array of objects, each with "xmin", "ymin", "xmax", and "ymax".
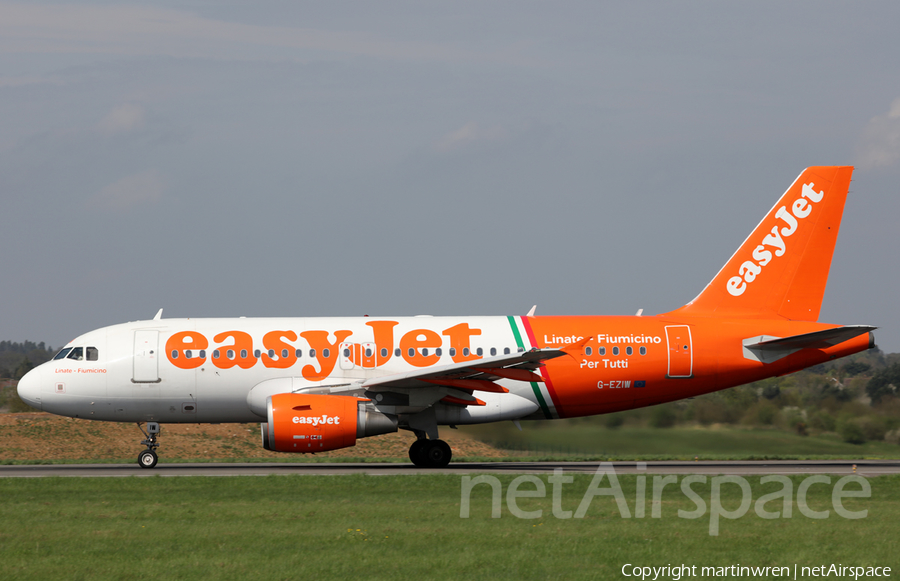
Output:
[{"xmin": 137, "ymin": 422, "xmax": 160, "ymax": 469}]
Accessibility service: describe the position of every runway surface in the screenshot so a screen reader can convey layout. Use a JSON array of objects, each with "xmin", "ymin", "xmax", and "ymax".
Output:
[{"xmin": 1, "ymin": 460, "xmax": 899, "ymax": 478}]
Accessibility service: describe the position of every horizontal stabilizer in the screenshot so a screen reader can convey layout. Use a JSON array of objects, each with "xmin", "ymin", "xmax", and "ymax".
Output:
[{"xmin": 743, "ymin": 325, "xmax": 876, "ymax": 364}]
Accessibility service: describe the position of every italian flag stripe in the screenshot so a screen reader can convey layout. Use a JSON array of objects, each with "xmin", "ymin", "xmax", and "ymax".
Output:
[
  {"xmin": 520, "ymin": 316, "xmax": 564, "ymax": 418},
  {"xmin": 507, "ymin": 316, "xmax": 553, "ymax": 419}
]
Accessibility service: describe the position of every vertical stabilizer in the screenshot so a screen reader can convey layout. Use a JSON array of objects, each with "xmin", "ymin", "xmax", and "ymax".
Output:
[{"xmin": 668, "ymin": 166, "xmax": 853, "ymax": 321}]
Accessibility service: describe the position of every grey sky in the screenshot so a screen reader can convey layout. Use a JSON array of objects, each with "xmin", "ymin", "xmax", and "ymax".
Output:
[{"xmin": 2, "ymin": 1, "xmax": 899, "ymax": 352}]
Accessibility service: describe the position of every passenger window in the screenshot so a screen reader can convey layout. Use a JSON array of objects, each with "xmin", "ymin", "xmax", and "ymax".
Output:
[
  {"xmin": 518, "ymin": 347, "xmax": 525, "ymax": 353},
  {"xmin": 323, "ymin": 349, "xmax": 330, "ymax": 358},
  {"xmin": 490, "ymin": 347, "xmax": 497, "ymax": 356},
  {"xmin": 422, "ymin": 348, "xmax": 429, "ymax": 357},
  {"xmin": 436, "ymin": 348, "xmax": 442, "ymax": 357},
  {"xmin": 640, "ymin": 346, "xmax": 647, "ymax": 355},
  {"xmin": 395, "ymin": 348, "xmax": 401, "ymax": 357},
  {"xmin": 54, "ymin": 348, "xmax": 73, "ymax": 360},
  {"xmin": 504, "ymin": 347, "xmax": 510, "ymax": 355},
  {"xmin": 242, "ymin": 349, "xmax": 249, "ymax": 359},
  {"xmin": 253, "ymin": 349, "xmax": 261, "ymax": 358},
  {"xmin": 67, "ymin": 347, "xmax": 84, "ymax": 361},
  {"xmin": 365, "ymin": 348, "xmax": 372, "ymax": 357},
  {"xmin": 585, "ymin": 346, "xmax": 592, "ymax": 356},
  {"xmin": 170, "ymin": 350, "xmax": 179, "ymax": 359},
  {"xmin": 310, "ymin": 349, "xmax": 316, "ymax": 358},
  {"xmin": 612, "ymin": 347, "xmax": 619, "ymax": 356},
  {"xmin": 408, "ymin": 348, "xmax": 415, "ymax": 357},
  {"xmin": 268, "ymin": 349, "xmax": 275, "ymax": 358},
  {"xmin": 227, "ymin": 349, "xmax": 235, "ymax": 359},
  {"xmin": 626, "ymin": 346, "xmax": 633, "ymax": 356},
  {"xmin": 185, "ymin": 351, "xmax": 192, "ymax": 359},
  {"xmin": 449, "ymin": 348, "xmax": 456, "ymax": 357},
  {"xmin": 86, "ymin": 346, "xmax": 99, "ymax": 361},
  {"xmin": 199, "ymin": 350, "xmax": 206, "ymax": 359},
  {"xmin": 463, "ymin": 348, "xmax": 470, "ymax": 357},
  {"xmin": 343, "ymin": 348, "xmax": 351, "ymax": 358},
  {"xmin": 381, "ymin": 348, "xmax": 388, "ymax": 358},
  {"xmin": 476, "ymin": 347, "xmax": 483, "ymax": 356},
  {"xmin": 282, "ymin": 349, "xmax": 289, "ymax": 358},
  {"xmin": 296, "ymin": 349, "xmax": 303, "ymax": 358},
  {"xmin": 213, "ymin": 350, "xmax": 220, "ymax": 359},
  {"xmin": 599, "ymin": 347, "xmax": 606, "ymax": 356}
]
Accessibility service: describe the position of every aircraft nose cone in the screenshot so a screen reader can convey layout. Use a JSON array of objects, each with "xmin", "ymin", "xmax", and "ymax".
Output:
[{"xmin": 16, "ymin": 368, "xmax": 42, "ymax": 411}]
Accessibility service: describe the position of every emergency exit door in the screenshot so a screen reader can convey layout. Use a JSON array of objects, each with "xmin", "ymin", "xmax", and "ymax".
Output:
[
  {"xmin": 665, "ymin": 325, "xmax": 693, "ymax": 378},
  {"xmin": 339, "ymin": 342, "xmax": 378, "ymax": 370}
]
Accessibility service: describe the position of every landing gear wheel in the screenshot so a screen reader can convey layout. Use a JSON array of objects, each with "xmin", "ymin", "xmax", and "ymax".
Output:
[
  {"xmin": 409, "ymin": 439, "xmax": 428, "ymax": 466},
  {"xmin": 138, "ymin": 449, "xmax": 158, "ymax": 469},
  {"xmin": 136, "ymin": 422, "xmax": 161, "ymax": 469},
  {"xmin": 408, "ymin": 439, "xmax": 452, "ymax": 468},
  {"xmin": 423, "ymin": 439, "xmax": 452, "ymax": 468}
]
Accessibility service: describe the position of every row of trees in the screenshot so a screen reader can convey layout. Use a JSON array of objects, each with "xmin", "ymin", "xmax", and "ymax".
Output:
[
  {"xmin": 550, "ymin": 347, "xmax": 900, "ymax": 445},
  {"xmin": 0, "ymin": 341, "xmax": 55, "ymax": 380},
  {"xmin": 0, "ymin": 341, "xmax": 57, "ymax": 412}
]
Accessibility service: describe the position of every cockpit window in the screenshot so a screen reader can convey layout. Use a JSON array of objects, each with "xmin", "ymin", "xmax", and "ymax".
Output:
[
  {"xmin": 86, "ymin": 347, "xmax": 99, "ymax": 361},
  {"xmin": 66, "ymin": 347, "xmax": 84, "ymax": 361},
  {"xmin": 54, "ymin": 348, "xmax": 73, "ymax": 360}
]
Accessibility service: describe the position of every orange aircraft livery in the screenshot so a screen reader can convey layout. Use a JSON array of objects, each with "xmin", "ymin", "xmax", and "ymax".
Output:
[{"xmin": 16, "ymin": 166, "xmax": 875, "ymax": 468}]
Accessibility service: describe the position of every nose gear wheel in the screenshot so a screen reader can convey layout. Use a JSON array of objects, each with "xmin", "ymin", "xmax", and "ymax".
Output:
[
  {"xmin": 136, "ymin": 422, "xmax": 161, "ymax": 469},
  {"xmin": 138, "ymin": 449, "xmax": 158, "ymax": 468}
]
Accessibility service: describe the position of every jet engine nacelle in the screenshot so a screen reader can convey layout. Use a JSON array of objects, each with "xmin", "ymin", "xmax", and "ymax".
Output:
[{"xmin": 262, "ymin": 393, "xmax": 397, "ymax": 453}]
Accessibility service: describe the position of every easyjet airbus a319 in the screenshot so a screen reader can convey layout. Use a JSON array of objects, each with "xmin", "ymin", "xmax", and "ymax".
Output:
[{"xmin": 17, "ymin": 166, "xmax": 875, "ymax": 468}]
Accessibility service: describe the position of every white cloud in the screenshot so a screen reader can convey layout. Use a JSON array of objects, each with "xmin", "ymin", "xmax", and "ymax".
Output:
[
  {"xmin": 433, "ymin": 122, "xmax": 507, "ymax": 153},
  {"xmin": 856, "ymin": 98, "xmax": 900, "ymax": 169},
  {"xmin": 96, "ymin": 103, "xmax": 145, "ymax": 136},
  {"xmin": 90, "ymin": 170, "xmax": 165, "ymax": 210}
]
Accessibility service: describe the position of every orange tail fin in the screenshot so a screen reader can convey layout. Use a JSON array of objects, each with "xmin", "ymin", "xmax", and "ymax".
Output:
[{"xmin": 668, "ymin": 166, "xmax": 853, "ymax": 321}]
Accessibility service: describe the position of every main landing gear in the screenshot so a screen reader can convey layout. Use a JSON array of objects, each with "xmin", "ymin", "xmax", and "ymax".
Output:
[
  {"xmin": 408, "ymin": 437, "xmax": 452, "ymax": 468},
  {"xmin": 137, "ymin": 422, "xmax": 160, "ymax": 469}
]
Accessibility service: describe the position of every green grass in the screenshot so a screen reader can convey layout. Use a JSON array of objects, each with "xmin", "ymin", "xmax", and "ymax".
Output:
[
  {"xmin": 461, "ymin": 423, "xmax": 900, "ymax": 458},
  {"xmin": 4, "ymin": 423, "xmax": 899, "ymax": 465},
  {"xmin": 0, "ymin": 474, "xmax": 897, "ymax": 580}
]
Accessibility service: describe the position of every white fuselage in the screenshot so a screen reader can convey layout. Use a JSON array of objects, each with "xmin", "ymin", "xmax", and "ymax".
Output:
[{"xmin": 17, "ymin": 316, "xmax": 547, "ymax": 425}]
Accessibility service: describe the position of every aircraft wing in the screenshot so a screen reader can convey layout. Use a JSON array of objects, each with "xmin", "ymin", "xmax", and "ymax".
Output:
[
  {"xmin": 245, "ymin": 344, "xmax": 587, "ymax": 416},
  {"xmin": 360, "ymin": 347, "xmax": 573, "ymax": 392}
]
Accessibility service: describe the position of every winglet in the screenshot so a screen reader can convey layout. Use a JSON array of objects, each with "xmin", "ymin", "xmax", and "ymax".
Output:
[
  {"xmin": 561, "ymin": 336, "xmax": 592, "ymax": 357},
  {"xmin": 153, "ymin": 308, "xmax": 163, "ymax": 321},
  {"xmin": 527, "ymin": 305, "xmax": 537, "ymax": 317}
]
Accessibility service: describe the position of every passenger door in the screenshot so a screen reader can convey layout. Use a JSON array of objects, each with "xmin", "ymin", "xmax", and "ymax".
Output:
[{"xmin": 133, "ymin": 330, "xmax": 160, "ymax": 383}]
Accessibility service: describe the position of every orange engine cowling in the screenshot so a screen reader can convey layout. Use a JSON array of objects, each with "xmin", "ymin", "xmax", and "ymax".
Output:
[{"xmin": 262, "ymin": 393, "xmax": 397, "ymax": 453}]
